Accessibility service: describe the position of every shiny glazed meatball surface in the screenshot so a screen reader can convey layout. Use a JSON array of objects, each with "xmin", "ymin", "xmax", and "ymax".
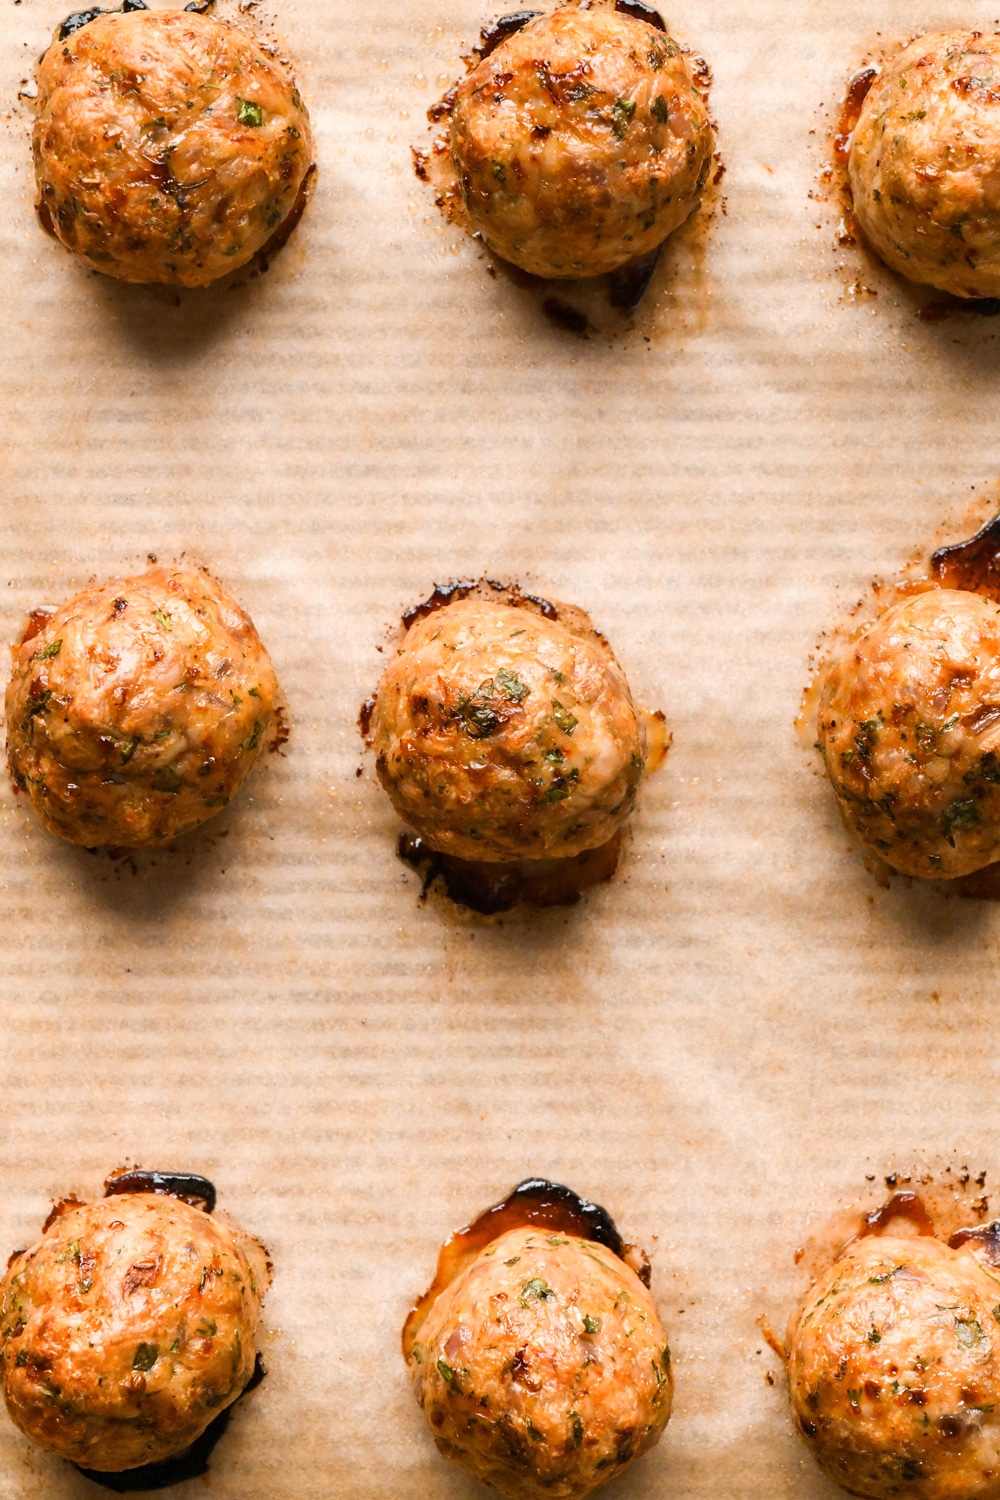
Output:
[
  {"xmin": 34, "ymin": 8, "xmax": 312, "ymax": 286},
  {"xmin": 409, "ymin": 1225, "xmax": 672, "ymax": 1500},
  {"xmin": 817, "ymin": 590, "xmax": 1000, "ymax": 878},
  {"xmin": 787, "ymin": 1235, "xmax": 1000, "ymax": 1499},
  {"xmin": 373, "ymin": 597, "xmax": 646, "ymax": 862},
  {"xmin": 449, "ymin": 5, "xmax": 713, "ymax": 278},
  {"xmin": 850, "ymin": 31, "xmax": 1000, "ymax": 297},
  {"xmin": 0, "ymin": 1194, "xmax": 261, "ymax": 1472},
  {"xmin": 6, "ymin": 566, "xmax": 277, "ymax": 849}
]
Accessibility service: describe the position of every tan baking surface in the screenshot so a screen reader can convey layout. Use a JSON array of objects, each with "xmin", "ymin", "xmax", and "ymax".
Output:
[{"xmin": 1, "ymin": 0, "xmax": 999, "ymax": 1494}]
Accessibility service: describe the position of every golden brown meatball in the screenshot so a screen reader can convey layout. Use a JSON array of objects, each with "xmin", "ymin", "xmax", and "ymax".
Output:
[
  {"xmin": 372, "ymin": 596, "xmax": 646, "ymax": 862},
  {"xmin": 849, "ymin": 32, "xmax": 1000, "ymax": 297},
  {"xmin": 787, "ymin": 1234, "xmax": 1000, "ymax": 1498},
  {"xmin": 448, "ymin": 6, "xmax": 713, "ymax": 278},
  {"xmin": 0, "ymin": 1193, "xmax": 262, "ymax": 1472},
  {"xmin": 34, "ymin": 8, "xmax": 312, "ymax": 286},
  {"xmin": 408, "ymin": 1225, "xmax": 672, "ymax": 1499},
  {"xmin": 817, "ymin": 590, "xmax": 1000, "ymax": 879},
  {"xmin": 5, "ymin": 565, "xmax": 277, "ymax": 849}
]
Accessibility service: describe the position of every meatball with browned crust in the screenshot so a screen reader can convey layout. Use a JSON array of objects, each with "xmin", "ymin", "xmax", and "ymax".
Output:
[
  {"xmin": 372, "ymin": 596, "xmax": 646, "ymax": 862},
  {"xmin": 0, "ymin": 1193, "xmax": 262, "ymax": 1472},
  {"xmin": 788, "ymin": 1234, "xmax": 1000, "ymax": 1498},
  {"xmin": 850, "ymin": 31, "xmax": 1000, "ymax": 297},
  {"xmin": 408, "ymin": 1225, "xmax": 672, "ymax": 1499},
  {"xmin": 34, "ymin": 8, "xmax": 312, "ymax": 286},
  {"xmin": 818, "ymin": 590, "xmax": 1000, "ymax": 879},
  {"xmin": 5, "ymin": 565, "xmax": 277, "ymax": 849},
  {"xmin": 448, "ymin": 5, "xmax": 713, "ymax": 278}
]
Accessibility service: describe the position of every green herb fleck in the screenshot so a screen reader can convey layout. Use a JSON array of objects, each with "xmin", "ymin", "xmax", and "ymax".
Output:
[
  {"xmin": 552, "ymin": 701, "xmax": 578, "ymax": 735},
  {"xmin": 504, "ymin": 1255, "xmax": 521, "ymax": 1266},
  {"xmin": 583, "ymin": 1315, "xmax": 601, "ymax": 1335},
  {"xmin": 152, "ymin": 765, "xmax": 182, "ymax": 794},
  {"xmin": 496, "ymin": 666, "xmax": 529, "ymax": 702},
  {"xmin": 25, "ymin": 690, "xmax": 52, "ymax": 719},
  {"xmin": 437, "ymin": 1358, "xmax": 456, "ymax": 1383},
  {"xmin": 942, "ymin": 798, "xmax": 980, "ymax": 846},
  {"xmin": 521, "ymin": 1278, "xmax": 555, "ymax": 1306},
  {"xmin": 121, "ymin": 736, "xmax": 139, "ymax": 765},
  {"xmin": 491, "ymin": 161, "xmax": 506, "ymax": 183},
  {"xmin": 247, "ymin": 720, "xmax": 263, "ymax": 751},
  {"xmin": 133, "ymin": 1343, "xmax": 158, "ymax": 1372},
  {"xmin": 956, "ymin": 1316, "xmax": 986, "ymax": 1348},
  {"xmin": 152, "ymin": 608, "xmax": 172, "ymax": 629},
  {"xmin": 31, "ymin": 639, "xmax": 62, "ymax": 662},
  {"xmin": 650, "ymin": 94, "xmax": 669, "ymax": 125},
  {"xmin": 456, "ymin": 682, "xmax": 504, "ymax": 739},
  {"xmin": 611, "ymin": 97, "xmax": 637, "ymax": 137},
  {"xmin": 854, "ymin": 713, "xmax": 883, "ymax": 758},
  {"xmin": 196, "ymin": 1319, "xmax": 217, "ymax": 1338},
  {"xmin": 237, "ymin": 99, "xmax": 263, "ymax": 127},
  {"xmin": 569, "ymin": 1411, "xmax": 583, "ymax": 1447},
  {"xmin": 56, "ymin": 1241, "xmax": 81, "ymax": 1265},
  {"xmin": 867, "ymin": 1326, "xmax": 882, "ymax": 1345}
]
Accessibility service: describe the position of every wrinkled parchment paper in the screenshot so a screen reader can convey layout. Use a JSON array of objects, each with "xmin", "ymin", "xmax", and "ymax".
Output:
[{"xmin": 2, "ymin": 0, "xmax": 1000, "ymax": 1494}]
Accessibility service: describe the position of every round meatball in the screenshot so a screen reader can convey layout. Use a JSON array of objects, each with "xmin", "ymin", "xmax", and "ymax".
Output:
[
  {"xmin": 408, "ymin": 1225, "xmax": 672, "ymax": 1499},
  {"xmin": 34, "ymin": 8, "xmax": 312, "ymax": 286},
  {"xmin": 817, "ymin": 590, "xmax": 1000, "ymax": 879},
  {"xmin": 787, "ymin": 1235, "xmax": 1000, "ymax": 1498},
  {"xmin": 373, "ymin": 597, "xmax": 646, "ymax": 862},
  {"xmin": 448, "ymin": 6, "xmax": 713, "ymax": 278},
  {"xmin": 849, "ymin": 31, "xmax": 1000, "ymax": 297},
  {"xmin": 0, "ymin": 1193, "xmax": 261, "ymax": 1471},
  {"xmin": 5, "ymin": 565, "xmax": 277, "ymax": 849}
]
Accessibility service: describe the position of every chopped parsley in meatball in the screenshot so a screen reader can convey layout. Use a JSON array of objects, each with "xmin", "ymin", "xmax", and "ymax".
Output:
[
  {"xmin": 409, "ymin": 1225, "xmax": 672, "ymax": 1499},
  {"xmin": 33, "ymin": 8, "xmax": 312, "ymax": 285},
  {"xmin": 818, "ymin": 590, "xmax": 1000, "ymax": 878},
  {"xmin": 372, "ymin": 596, "xmax": 646, "ymax": 862},
  {"xmin": 850, "ymin": 31, "xmax": 1000, "ymax": 297},
  {"xmin": 788, "ymin": 1234, "xmax": 1000, "ymax": 1498},
  {"xmin": 0, "ymin": 1193, "xmax": 262, "ymax": 1472},
  {"xmin": 447, "ymin": 5, "xmax": 713, "ymax": 278},
  {"xmin": 6, "ymin": 565, "xmax": 277, "ymax": 848}
]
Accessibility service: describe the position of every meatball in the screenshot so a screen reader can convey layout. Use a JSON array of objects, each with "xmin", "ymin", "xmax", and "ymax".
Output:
[
  {"xmin": 448, "ymin": 6, "xmax": 713, "ymax": 278},
  {"xmin": 34, "ymin": 8, "xmax": 312, "ymax": 286},
  {"xmin": 817, "ymin": 590, "xmax": 1000, "ymax": 879},
  {"xmin": 372, "ymin": 596, "xmax": 646, "ymax": 862},
  {"xmin": 787, "ymin": 1234, "xmax": 1000, "ymax": 1498},
  {"xmin": 0, "ymin": 1193, "xmax": 261, "ymax": 1472},
  {"xmin": 849, "ymin": 32, "xmax": 1000, "ymax": 297},
  {"xmin": 408, "ymin": 1225, "xmax": 672, "ymax": 1499},
  {"xmin": 6, "ymin": 565, "xmax": 277, "ymax": 848}
]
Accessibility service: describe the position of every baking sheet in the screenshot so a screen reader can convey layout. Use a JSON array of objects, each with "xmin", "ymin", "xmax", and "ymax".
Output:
[{"xmin": 3, "ymin": 0, "xmax": 1000, "ymax": 1494}]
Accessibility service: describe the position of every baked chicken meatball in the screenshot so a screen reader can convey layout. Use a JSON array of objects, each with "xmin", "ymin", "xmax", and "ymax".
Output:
[
  {"xmin": 817, "ymin": 590, "xmax": 1000, "ymax": 879},
  {"xmin": 448, "ymin": 6, "xmax": 713, "ymax": 278},
  {"xmin": 408, "ymin": 1224, "xmax": 672, "ymax": 1499},
  {"xmin": 0, "ymin": 1193, "xmax": 261, "ymax": 1472},
  {"xmin": 6, "ymin": 565, "xmax": 277, "ymax": 848},
  {"xmin": 373, "ymin": 596, "xmax": 646, "ymax": 862},
  {"xmin": 788, "ymin": 1234, "xmax": 1000, "ymax": 1498},
  {"xmin": 33, "ymin": 8, "xmax": 312, "ymax": 286},
  {"xmin": 849, "ymin": 31, "xmax": 1000, "ymax": 297}
]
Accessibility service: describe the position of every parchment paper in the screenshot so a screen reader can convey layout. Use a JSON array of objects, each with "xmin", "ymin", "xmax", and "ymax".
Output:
[{"xmin": 2, "ymin": 0, "xmax": 1000, "ymax": 1494}]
